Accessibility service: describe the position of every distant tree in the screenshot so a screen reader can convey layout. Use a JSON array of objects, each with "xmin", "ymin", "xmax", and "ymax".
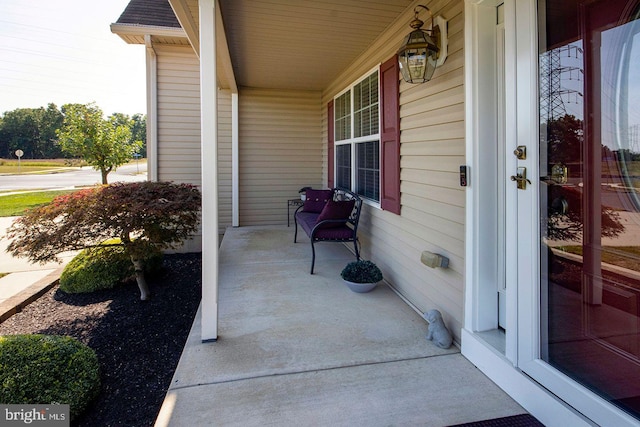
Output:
[
  {"xmin": 0, "ymin": 105, "xmax": 64, "ymax": 159},
  {"xmin": 131, "ymin": 114, "xmax": 147, "ymax": 157},
  {"xmin": 57, "ymin": 103, "xmax": 142, "ymax": 184},
  {"xmin": 546, "ymin": 114, "xmax": 583, "ymax": 171},
  {"xmin": 109, "ymin": 112, "xmax": 146, "ymax": 158},
  {"xmin": 544, "ymin": 114, "xmax": 625, "ymax": 241},
  {"xmin": 5, "ymin": 181, "xmax": 202, "ymax": 300},
  {"xmin": 40, "ymin": 103, "xmax": 64, "ymax": 158},
  {"xmin": 0, "ymin": 108, "xmax": 40, "ymax": 158}
]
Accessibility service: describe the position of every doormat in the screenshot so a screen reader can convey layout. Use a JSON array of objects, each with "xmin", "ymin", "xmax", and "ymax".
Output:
[{"xmin": 448, "ymin": 413, "xmax": 545, "ymax": 427}]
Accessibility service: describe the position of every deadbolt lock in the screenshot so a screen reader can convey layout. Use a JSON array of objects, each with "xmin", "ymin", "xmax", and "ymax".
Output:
[
  {"xmin": 510, "ymin": 167, "xmax": 531, "ymax": 190},
  {"xmin": 513, "ymin": 145, "xmax": 527, "ymax": 160}
]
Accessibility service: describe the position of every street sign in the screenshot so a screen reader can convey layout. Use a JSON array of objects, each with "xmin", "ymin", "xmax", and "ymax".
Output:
[{"xmin": 15, "ymin": 149, "xmax": 24, "ymax": 174}]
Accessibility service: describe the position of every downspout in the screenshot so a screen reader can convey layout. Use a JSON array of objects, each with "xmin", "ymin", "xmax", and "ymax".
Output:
[
  {"xmin": 144, "ymin": 35, "xmax": 158, "ymax": 181},
  {"xmin": 232, "ymin": 92, "xmax": 239, "ymax": 226}
]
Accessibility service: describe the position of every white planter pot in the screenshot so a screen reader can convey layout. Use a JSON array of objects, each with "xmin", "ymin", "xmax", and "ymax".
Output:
[{"xmin": 343, "ymin": 279, "xmax": 378, "ymax": 293}]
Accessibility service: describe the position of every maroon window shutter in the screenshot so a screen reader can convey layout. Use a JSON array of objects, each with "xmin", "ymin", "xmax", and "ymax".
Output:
[
  {"xmin": 327, "ymin": 100, "xmax": 335, "ymax": 188},
  {"xmin": 380, "ymin": 55, "xmax": 401, "ymax": 214}
]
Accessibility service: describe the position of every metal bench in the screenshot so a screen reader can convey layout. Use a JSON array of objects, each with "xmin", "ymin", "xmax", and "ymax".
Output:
[{"xmin": 293, "ymin": 188, "xmax": 362, "ymax": 274}]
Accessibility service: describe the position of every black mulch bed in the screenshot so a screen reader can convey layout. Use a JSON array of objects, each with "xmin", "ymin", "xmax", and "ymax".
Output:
[{"xmin": 0, "ymin": 253, "xmax": 202, "ymax": 427}]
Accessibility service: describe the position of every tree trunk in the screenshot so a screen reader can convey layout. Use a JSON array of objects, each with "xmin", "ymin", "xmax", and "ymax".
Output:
[
  {"xmin": 131, "ymin": 257, "xmax": 150, "ymax": 300},
  {"xmin": 101, "ymin": 168, "xmax": 109, "ymax": 184}
]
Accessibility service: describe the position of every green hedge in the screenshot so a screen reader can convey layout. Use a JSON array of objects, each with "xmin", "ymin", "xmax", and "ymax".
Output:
[
  {"xmin": 60, "ymin": 241, "xmax": 163, "ymax": 294},
  {"xmin": 0, "ymin": 334, "xmax": 100, "ymax": 419}
]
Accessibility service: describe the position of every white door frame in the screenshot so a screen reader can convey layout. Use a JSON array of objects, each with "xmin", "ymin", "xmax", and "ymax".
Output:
[
  {"xmin": 464, "ymin": 3, "xmax": 586, "ymax": 425},
  {"xmin": 463, "ymin": 0, "xmax": 517, "ymax": 362},
  {"xmin": 496, "ymin": 3, "xmax": 507, "ymax": 330}
]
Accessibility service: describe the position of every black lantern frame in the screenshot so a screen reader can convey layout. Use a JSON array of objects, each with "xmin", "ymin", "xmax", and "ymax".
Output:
[{"xmin": 398, "ymin": 5, "xmax": 448, "ymax": 84}]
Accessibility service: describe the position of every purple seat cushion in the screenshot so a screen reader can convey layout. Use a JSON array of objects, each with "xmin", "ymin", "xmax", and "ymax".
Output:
[
  {"xmin": 316, "ymin": 199, "xmax": 355, "ymax": 228},
  {"xmin": 296, "ymin": 211, "xmax": 319, "ymax": 236},
  {"xmin": 302, "ymin": 189, "xmax": 333, "ymax": 213},
  {"xmin": 314, "ymin": 225, "xmax": 354, "ymax": 240}
]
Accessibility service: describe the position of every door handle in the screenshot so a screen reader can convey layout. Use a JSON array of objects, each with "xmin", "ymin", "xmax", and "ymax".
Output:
[{"xmin": 510, "ymin": 167, "xmax": 531, "ymax": 190}]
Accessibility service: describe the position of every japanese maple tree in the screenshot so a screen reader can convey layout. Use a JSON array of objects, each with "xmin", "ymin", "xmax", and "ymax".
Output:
[{"xmin": 5, "ymin": 181, "xmax": 201, "ymax": 300}]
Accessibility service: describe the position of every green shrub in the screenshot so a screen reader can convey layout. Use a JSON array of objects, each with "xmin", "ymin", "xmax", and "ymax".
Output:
[
  {"xmin": 340, "ymin": 260, "xmax": 383, "ymax": 283},
  {"xmin": 60, "ymin": 240, "xmax": 163, "ymax": 294},
  {"xmin": 0, "ymin": 334, "xmax": 100, "ymax": 419}
]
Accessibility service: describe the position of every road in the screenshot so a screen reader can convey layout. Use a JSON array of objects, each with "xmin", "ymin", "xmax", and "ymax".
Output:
[{"xmin": 0, "ymin": 162, "xmax": 147, "ymax": 192}]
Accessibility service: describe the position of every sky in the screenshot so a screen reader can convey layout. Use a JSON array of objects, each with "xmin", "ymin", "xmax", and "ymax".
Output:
[{"xmin": 0, "ymin": 0, "xmax": 146, "ymax": 117}]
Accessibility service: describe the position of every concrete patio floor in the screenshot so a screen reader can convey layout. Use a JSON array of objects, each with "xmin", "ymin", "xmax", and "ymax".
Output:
[{"xmin": 155, "ymin": 226, "xmax": 527, "ymax": 426}]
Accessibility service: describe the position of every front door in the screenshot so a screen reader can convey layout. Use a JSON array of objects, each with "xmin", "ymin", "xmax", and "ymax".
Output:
[{"xmin": 519, "ymin": 0, "xmax": 640, "ymax": 424}]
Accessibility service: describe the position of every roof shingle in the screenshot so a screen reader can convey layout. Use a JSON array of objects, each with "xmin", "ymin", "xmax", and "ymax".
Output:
[{"xmin": 115, "ymin": 0, "xmax": 180, "ymax": 28}]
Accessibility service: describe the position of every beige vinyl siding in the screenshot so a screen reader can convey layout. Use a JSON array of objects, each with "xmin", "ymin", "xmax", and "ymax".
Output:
[
  {"xmin": 157, "ymin": 45, "xmax": 201, "ymax": 185},
  {"xmin": 156, "ymin": 44, "xmax": 232, "ymax": 236},
  {"xmin": 238, "ymin": 88, "xmax": 322, "ymax": 225},
  {"xmin": 322, "ymin": 0, "xmax": 465, "ymax": 340}
]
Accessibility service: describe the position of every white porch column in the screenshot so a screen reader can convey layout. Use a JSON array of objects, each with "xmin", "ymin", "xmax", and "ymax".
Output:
[
  {"xmin": 232, "ymin": 92, "xmax": 239, "ymax": 227},
  {"xmin": 199, "ymin": 0, "xmax": 218, "ymax": 342}
]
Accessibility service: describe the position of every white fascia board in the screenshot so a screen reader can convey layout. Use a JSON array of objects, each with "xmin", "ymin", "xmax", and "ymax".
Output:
[{"xmin": 110, "ymin": 23, "xmax": 187, "ymax": 39}]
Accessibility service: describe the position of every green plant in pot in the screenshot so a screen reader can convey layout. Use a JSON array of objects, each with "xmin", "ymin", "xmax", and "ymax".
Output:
[{"xmin": 340, "ymin": 260, "xmax": 383, "ymax": 293}]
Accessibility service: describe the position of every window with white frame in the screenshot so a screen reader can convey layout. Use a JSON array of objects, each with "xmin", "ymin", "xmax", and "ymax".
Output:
[{"xmin": 334, "ymin": 70, "xmax": 380, "ymax": 202}]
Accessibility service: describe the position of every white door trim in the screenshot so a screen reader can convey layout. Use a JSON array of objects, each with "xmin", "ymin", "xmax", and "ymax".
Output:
[
  {"xmin": 463, "ymin": 0, "xmax": 519, "ymax": 362},
  {"xmin": 511, "ymin": 0, "xmax": 540, "ymax": 368},
  {"xmin": 464, "ymin": 0, "xmax": 501, "ymax": 336}
]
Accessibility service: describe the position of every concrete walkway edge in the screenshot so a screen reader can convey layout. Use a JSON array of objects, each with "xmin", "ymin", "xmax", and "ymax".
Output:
[{"xmin": 0, "ymin": 268, "xmax": 63, "ymax": 323}]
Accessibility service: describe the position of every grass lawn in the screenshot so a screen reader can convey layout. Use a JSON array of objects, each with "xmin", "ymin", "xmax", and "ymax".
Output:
[
  {"xmin": 0, "ymin": 190, "xmax": 79, "ymax": 217},
  {"xmin": 0, "ymin": 159, "xmax": 83, "ymax": 174},
  {"xmin": 556, "ymin": 245, "xmax": 640, "ymax": 271},
  {"xmin": 603, "ymin": 160, "xmax": 640, "ymax": 175}
]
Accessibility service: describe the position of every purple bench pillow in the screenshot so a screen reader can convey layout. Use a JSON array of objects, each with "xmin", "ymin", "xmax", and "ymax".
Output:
[
  {"xmin": 302, "ymin": 189, "xmax": 333, "ymax": 213},
  {"xmin": 316, "ymin": 199, "xmax": 355, "ymax": 228}
]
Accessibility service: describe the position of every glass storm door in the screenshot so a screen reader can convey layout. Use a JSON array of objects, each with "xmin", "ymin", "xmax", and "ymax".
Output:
[{"xmin": 536, "ymin": 0, "xmax": 640, "ymax": 422}]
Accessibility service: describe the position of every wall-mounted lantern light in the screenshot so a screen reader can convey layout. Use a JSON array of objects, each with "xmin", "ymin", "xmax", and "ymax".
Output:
[{"xmin": 398, "ymin": 5, "xmax": 448, "ymax": 83}]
